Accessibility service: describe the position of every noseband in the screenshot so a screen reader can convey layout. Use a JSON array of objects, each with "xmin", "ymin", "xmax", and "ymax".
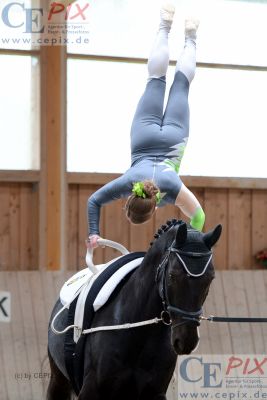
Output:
[{"xmin": 156, "ymin": 244, "xmax": 212, "ymax": 328}]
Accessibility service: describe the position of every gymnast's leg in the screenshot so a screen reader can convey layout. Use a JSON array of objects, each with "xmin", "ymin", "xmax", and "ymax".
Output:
[
  {"xmin": 163, "ymin": 20, "xmax": 198, "ymax": 128},
  {"xmin": 130, "ymin": 3, "xmax": 175, "ymax": 159},
  {"xmin": 163, "ymin": 20, "xmax": 205, "ymax": 231}
]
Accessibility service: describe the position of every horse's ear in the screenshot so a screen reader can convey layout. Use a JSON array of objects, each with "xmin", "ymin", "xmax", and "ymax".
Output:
[
  {"xmin": 203, "ymin": 224, "xmax": 222, "ymax": 249},
  {"xmin": 175, "ymin": 222, "xmax": 187, "ymax": 248}
]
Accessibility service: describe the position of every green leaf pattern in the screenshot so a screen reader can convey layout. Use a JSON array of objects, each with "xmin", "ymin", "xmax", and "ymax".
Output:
[{"xmin": 160, "ymin": 138, "xmax": 188, "ymax": 174}]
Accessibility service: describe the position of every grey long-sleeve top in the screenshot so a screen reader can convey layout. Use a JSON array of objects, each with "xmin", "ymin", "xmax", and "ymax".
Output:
[{"xmin": 88, "ymin": 157, "xmax": 183, "ymax": 235}]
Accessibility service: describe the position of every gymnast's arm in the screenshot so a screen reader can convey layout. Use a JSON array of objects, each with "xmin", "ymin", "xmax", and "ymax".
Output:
[
  {"xmin": 87, "ymin": 175, "xmax": 132, "ymax": 237},
  {"xmin": 175, "ymin": 183, "xmax": 205, "ymax": 231}
]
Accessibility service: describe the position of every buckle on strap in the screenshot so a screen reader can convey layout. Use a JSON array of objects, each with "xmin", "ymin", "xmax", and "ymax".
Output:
[{"xmin": 160, "ymin": 310, "xmax": 172, "ymax": 325}]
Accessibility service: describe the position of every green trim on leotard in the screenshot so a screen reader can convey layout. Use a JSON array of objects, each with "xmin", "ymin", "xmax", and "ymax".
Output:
[
  {"xmin": 160, "ymin": 138, "xmax": 188, "ymax": 174},
  {"xmin": 190, "ymin": 207, "xmax": 205, "ymax": 232}
]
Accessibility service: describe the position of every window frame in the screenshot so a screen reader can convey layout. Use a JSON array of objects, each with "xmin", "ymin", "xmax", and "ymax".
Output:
[{"xmin": 66, "ymin": 52, "xmax": 267, "ymax": 177}]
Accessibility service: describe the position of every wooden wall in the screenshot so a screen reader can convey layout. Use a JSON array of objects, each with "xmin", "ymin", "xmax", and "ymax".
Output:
[
  {"xmin": 0, "ymin": 183, "xmax": 39, "ymax": 270},
  {"xmin": 68, "ymin": 177, "xmax": 267, "ymax": 271},
  {"xmin": 0, "ymin": 173, "xmax": 266, "ymax": 271},
  {"xmin": 1, "ymin": 270, "xmax": 267, "ymax": 399}
]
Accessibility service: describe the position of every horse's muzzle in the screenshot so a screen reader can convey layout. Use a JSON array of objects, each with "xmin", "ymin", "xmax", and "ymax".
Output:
[{"xmin": 171, "ymin": 323, "xmax": 200, "ymax": 355}]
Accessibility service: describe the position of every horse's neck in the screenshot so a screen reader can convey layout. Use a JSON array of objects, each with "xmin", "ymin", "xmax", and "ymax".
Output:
[{"xmin": 126, "ymin": 250, "xmax": 163, "ymax": 318}]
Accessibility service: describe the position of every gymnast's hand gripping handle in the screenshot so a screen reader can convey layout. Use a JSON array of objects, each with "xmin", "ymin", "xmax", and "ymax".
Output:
[{"xmin": 86, "ymin": 239, "xmax": 130, "ymax": 274}]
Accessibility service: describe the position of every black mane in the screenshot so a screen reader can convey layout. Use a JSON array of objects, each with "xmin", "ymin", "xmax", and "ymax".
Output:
[{"xmin": 150, "ymin": 218, "xmax": 186, "ymax": 246}]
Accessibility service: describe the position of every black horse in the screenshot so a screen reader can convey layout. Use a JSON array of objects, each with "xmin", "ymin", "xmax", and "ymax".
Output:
[{"xmin": 47, "ymin": 220, "xmax": 222, "ymax": 400}]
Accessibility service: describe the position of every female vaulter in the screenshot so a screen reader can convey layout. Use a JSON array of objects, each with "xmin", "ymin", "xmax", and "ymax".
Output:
[{"xmin": 87, "ymin": 3, "xmax": 203, "ymax": 249}]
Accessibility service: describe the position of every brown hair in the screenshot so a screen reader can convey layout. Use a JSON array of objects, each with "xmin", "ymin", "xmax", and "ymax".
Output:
[{"xmin": 125, "ymin": 180, "xmax": 159, "ymax": 224}]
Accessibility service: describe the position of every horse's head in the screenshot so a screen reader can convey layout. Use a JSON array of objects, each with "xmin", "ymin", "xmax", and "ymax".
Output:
[{"xmin": 153, "ymin": 220, "xmax": 222, "ymax": 355}]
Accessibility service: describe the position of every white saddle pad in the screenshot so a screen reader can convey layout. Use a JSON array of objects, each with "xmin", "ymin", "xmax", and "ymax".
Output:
[
  {"xmin": 60, "ymin": 256, "xmax": 122, "ymax": 307},
  {"xmin": 60, "ymin": 256, "xmax": 144, "ymax": 342}
]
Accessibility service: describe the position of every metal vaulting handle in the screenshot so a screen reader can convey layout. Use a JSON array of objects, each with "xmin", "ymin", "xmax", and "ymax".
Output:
[{"xmin": 86, "ymin": 239, "xmax": 130, "ymax": 274}]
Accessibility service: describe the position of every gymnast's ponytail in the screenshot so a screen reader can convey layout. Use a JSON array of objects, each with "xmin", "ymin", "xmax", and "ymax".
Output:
[{"xmin": 125, "ymin": 180, "xmax": 160, "ymax": 224}]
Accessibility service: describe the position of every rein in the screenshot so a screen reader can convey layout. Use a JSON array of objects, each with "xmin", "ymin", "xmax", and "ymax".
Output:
[{"xmin": 202, "ymin": 316, "xmax": 267, "ymax": 323}]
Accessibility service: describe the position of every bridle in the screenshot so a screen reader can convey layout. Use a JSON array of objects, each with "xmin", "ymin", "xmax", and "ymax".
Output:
[{"xmin": 156, "ymin": 241, "xmax": 213, "ymax": 328}]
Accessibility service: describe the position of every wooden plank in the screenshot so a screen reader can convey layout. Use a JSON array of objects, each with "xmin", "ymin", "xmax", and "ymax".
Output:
[
  {"xmin": 222, "ymin": 271, "xmax": 254, "ymax": 353},
  {"xmin": 129, "ymin": 216, "xmax": 154, "ymax": 253},
  {"xmin": 252, "ymin": 190, "xmax": 267, "ymax": 269},
  {"xmin": 40, "ymin": 43, "xmax": 67, "ymax": 270},
  {"xmin": 40, "ymin": 270, "xmax": 59, "ymax": 321},
  {"xmin": 197, "ymin": 308, "xmax": 211, "ymax": 353},
  {"xmin": 154, "ymin": 204, "xmax": 180, "ymax": 231},
  {"xmin": 19, "ymin": 185, "xmax": 35, "ymax": 270},
  {"xmin": 68, "ymin": 185, "xmax": 79, "ymax": 270},
  {"xmin": 228, "ymin": 189, "xmax": 252, "ymax": 269},
  {"xmin": 0, "ymin": 272, "xmax": 19, "ymax": 399},
  {"xmin": 0, "ymin": 184, "xmax": 10, "ymax": 270},
  {"xmin": 206, "ymin": 271, "xmax": 233, "ymax": 354},
  {"xmin": 0, "ymin": 332, "xmax": 8, "ymax": 399},
  {"xmin": 0, "ymin": 170, "xmax": 39, "ymax": 183},
  {"xmin": 31, "ymin": 183, "xmax": 39, "ymax": 269},
  {"xmin": 233, "ymin": 271, "xmax": 255, "ymax": 353},
  {"xmin": 17, "ymin": 272, "xmax": 43, "ymax": 398},
  {"xmin": 221, "ymin": 271, "xmax": 241, "ymax": 353},
  {"xmin": 259, "ymin": 271, "xmax": 267, "ymax": 353},
  {"xmin": 199, "ymin": 273, "xmax": 221, "ymax": 354},
  {"xmin": 242, "ymin": 271, "xmax": 265, "ymax": 354},
  {"xmin": 67, "ymin": 54, "xmax": 267, "ymax": 73},
  {"xmin": 67, "ymin": 172, "xmax": 267, "ymax": 190},
  {"xmin": 28, "ymin": 271, "xmax": 50, "ymax": 397},
  {"xmin": 185, "ymin": 176, "xmax": 267, "ymax": 190},
  {"xmin": 9, "ymin": 184, "xmax": 20, "ymax": 269},
  {"xmin": 0, "ymin": 49, "xmax": 40, "ymax": 56},
  {"xmin": 199, "ymin": 285, "xmax": 217, "ymax": 354},
  {"xmin": 0, "ymin": 183, "xmax": 38, "ymax": 271},
  {"xmin": 68, "ymin": 172, "xmax": 125, "ymax": 185},
  {"xmin": 204, "ymin": 189, "xmax": 228, "ymax": 269},
  {"xmin": 192, "ymin": 188, "xmax": 205, "ymax": 208},
  {"xmin": 7, "ymin": 272, "xmax": 33, "ymax": 399},
  {"xmin": 103, "ymin": 199, "xmax": 130, "ymax": 262}
]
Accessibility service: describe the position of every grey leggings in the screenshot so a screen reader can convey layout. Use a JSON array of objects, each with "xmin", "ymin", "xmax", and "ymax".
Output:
[{"xmin": 130, "ymin": 31, "xmax": 196, "ymax": 164}]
